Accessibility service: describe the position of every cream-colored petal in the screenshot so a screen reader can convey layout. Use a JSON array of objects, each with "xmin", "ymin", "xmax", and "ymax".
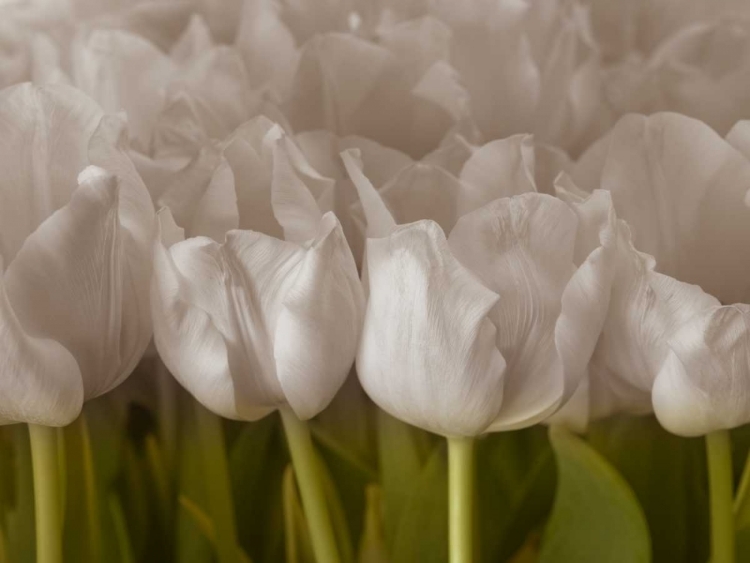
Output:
[
  {"xmin": 151, "ymin": 210, "xmax": 270, "ymax": 420},
  {"xmin": 358, "ymin": 220, "xmax": 505, "ymax": 437},
  {"xmin": 0, "ymin": 83, "xmax": 103, "ymax": 263},
  {"xmin": 274, "ymin": 213, "xmax": 365, "ymax": 419},
  {"xmin": 73, "ymin": 29, "xmax": 175, "ymax": 149},
  {"xmin": 0, "ymin": 256, "xmax": 83, "ymax": 426},
  {"xmin": 449, "ymin": 193, "xmax": 578, "ymax": 430},
  {"xmin": 284, "ymin": 33, "xmax": 393, "ymax": 134},
  {"xmin": 341, "ymin": 149, "xmax": 397, "ymax": 237},
  {"xmin": 595, "ymin": 113, "xmax": 750, "ymax": 304},
  {"xmin": 457, "ymin": 134, "xmax": 536, "ymax": 215},
  {"xmin": 159, "ymin": 149, "xmax": 239, "ymax": 241},
  {"xmin": 654, "ymin": 304, "xmax": 750, "ymax": 436},
  {"xmin": 88, "ymin": 116, "xmax": 156, "ymax": 380},
  {"xmin": 589, "ymin": 224, "xmax": 720, "ymax": 419},
  {"xmin": 375, "ymin": 162, "xmax": 462, "ymax": 233},
  {"xmin": 4, "ymin": 171, "xmax": 128, "ymax": 400},
  {"xmin": 235, "ymin": 0, "xmax": 298, "ymax": 95},
  {"xmin": 271, "ymin": 137, "xmax": 327, "ymax": 243}
]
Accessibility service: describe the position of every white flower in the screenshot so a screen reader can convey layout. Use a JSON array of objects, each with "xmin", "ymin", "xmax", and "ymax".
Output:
[
  {"xmin": 571, "ymin": 112, "xmax": 750, "ymax": 436},
  {"xmin": 151, "ymin": 118, "xmax": 365, "ymax": 421},
  {"xmin": 344, "ymin": 149, "xmax": 614, "ymax": 436},
  {"xmin": 0, "ymin": 83, "xmax": 155, "ymax": 426}
]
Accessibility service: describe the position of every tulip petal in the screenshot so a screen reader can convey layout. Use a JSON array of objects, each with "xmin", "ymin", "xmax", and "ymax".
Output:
[
  {"xmin": 457, "ymin": 134, "xmax": 537, "ymax": 215},
  {"xmin": 73, "ymin": 29, "xmax": 175, "ymax": 149},
  {"xmin": 223, "ymin": 116, "xmax": 283, "ymax": 237},
  {"xmin": 4, "ymin": 170, "xmax": 128, "ymax": 400},
  {"xmin": 152, "ymin": 209, "xmax": 280, "ymax": 421},
  {"xmin": 554, "ymin": 189, "xmax": 618, "ymax": 414},
  {"xmin": 235, "ymin": 0, "xmax": 298, "ymax": 94},
  {"xmin": 159, "ymin": 149, "xmax": 239, "ymax": 241},
  {"xmin": 0, "ymin": 257, "xmax": 83, "ymax": 426},
  {"xmin": 449, "ymin": 193, "xmax": 578, "ymax": 430},
  {"xmin": 0, "ymin": 83, "xmax": 103, "ymax": 263},
  {"xmin": 592, "ymin": 113, "xmax": 750, "ymax": 304},
  {"xmin": 342, "ymin": 149, "xmax": 397, "ymax": 237},
  {"xmin": 152, "ymin": 210, "xmax": 263, "ymax": 420},
  {"xmin": 274, "ymin": 213, "xmax": 365, "ymax": 419},
  {"xmin": 589, "ymin": 225, "xmax": 720, "ymax": 418},
  {"xmin": 88, "ymin": 115, "xmax": 156, "ymax": 380},
  {"xmin": 654, "ymin": 305, "xmax": 750, "ymax": 436},
  {"xmin": 375, "ymin": 162, "xmax": 463, "ymax": 234},
  {"xmin": 271, "ymin": 137, "xmax": 327, "ymax": 243},
  {"xmin": 359, "ymin": 220, "xmax": 506, "ymax": 437}
]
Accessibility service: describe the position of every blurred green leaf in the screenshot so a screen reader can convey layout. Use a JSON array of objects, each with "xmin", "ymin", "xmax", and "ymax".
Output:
[
  {"xmin": 317, "ymin": 451, "xmax": 356, "ymax": 563},
  {"xmin": 176, "ymin": 395, "xmax": 213, "ymax": 563},
  {"xmin": 108, "ymin": 493, "xmax": 134, "ymax": 563},
  {"xmin": 476, "ymin": 426, "xmax": 555, "ymax": 562},
  {"xmin": 539, "ymin": 427, "xmax": 651, "ymax": 563},
  {"xmin": 589, "ymin": 415, "xmax": 708, "ymax": 563},
  {"xmin": 178, "ymin": 495, "xmax": 253, "ymax": 563},
  {"xmin": 282, "ymin": 465, "xmax": 316, "ymax": 563},
  {"xmin": 357, "ymin": 485, "xmax": 388, "ymax": 563},
  {"xmin": 6, "ymin": 425, "xmax": 34, "ymax": 563},
  {"xmin": 313, "ymin": 374, "xmax": 377, "ymax": 474},
  {"xmin": 391, "ymin": 442, "xmax": 448, "ymax": 563},
  {"xmin": 377, "ymin": 411, "xmax": 436, "ymax": 550},
  {"xmin": 229, "ymin": 414, "xmax": 286, "ymax": 563}
]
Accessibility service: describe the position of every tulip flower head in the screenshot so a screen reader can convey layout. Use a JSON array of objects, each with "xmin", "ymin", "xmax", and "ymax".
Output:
[
  {"xmin": 572, "ymin": 112, "xmax": 750, "ymax": 436},
  {"xmin": 343, "ymin": 146, "xmax": 616, "ymax": 437},
  {"xmin": 151, "ymin": 117, "xmax": 365, "ymax": 421},
  {"xmin": 0, "ymin": 83, "xmax": 155, "ymax": 426}
]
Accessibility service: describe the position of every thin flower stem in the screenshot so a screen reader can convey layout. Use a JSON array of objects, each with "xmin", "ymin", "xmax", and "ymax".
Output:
[
  {"xmin": 79, "ymin": 413, "xmax": 103, "ymax": 562},
  {"xmin": 194, "ymin": 401, "xmax": 240, "ymax": 563},
  {"xmin": 279, "ymin": 407, "xmax": 341, "ymax": 563},
  {"xmin": 707, "ymin": 430, "xmax": 735, "ymax": 563},
  {"xmin": 448, "ymin": 436, "xmax": 475, "ymax": 563},
  {"xmin": 29, "ymin": 424, "xmax": 62, "ymax": 563}
]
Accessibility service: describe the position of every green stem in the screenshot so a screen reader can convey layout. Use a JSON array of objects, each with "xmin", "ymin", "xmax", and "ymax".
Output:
[
  {"xmin": 79, "ymin": 413, "xmax": 102, "ymax": 562},
  {"xmin": 29, "ymin": 424, "xmax": 62, "ymax": 563},
  {"xmin": 279, "ymin": 408, "xmax": 341, "ymax": 563},
  {"xmin": 448, "ymin": 436, "xmax": 474, "ymax": 563},
  {"xmin": 194, "ymin": 401, "xmax": 239, "ymax": 563},
  {"xmin": 707, "ymin": 430, "xmax": 735, "ymax": 563}
]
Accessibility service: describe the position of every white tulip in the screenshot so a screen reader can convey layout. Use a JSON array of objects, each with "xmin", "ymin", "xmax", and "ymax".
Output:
[
  {"xmin": 0, "ymin": 83, "xmax": 154, "ymax": 426},
  {"xmin": 151, "ymin": 118, "xmax": 365, "ymax": 421},
  {"xmin": 344, "ymin": 149, "xmax": 615, "ymax": 436},
  {"xmin": 572, "ymin": 112, "xmax": 750, "ymax": 436}
]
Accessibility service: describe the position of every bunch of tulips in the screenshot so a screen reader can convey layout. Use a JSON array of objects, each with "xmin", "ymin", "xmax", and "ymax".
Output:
[{"xmin": 4, "ymin": 0, "xmax": 750, "ymax": 562}]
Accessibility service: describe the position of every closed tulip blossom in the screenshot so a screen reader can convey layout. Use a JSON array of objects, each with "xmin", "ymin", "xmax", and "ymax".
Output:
[
  {"xmin": 343, "ymin": 147, "xmax": 615, "ymax": 561},
  {"xmin": 151, "ymin": 117, "xmax": 364, "ymax": 563},
  {"xmin": 0, "ymin": 82, "xmax": 154, "ymax": 563}
]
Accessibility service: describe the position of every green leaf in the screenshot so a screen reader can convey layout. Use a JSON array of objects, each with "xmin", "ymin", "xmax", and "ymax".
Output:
[
  {"xmin": 476, "ymin": 426, "xmax": 556, "ymax": 562},
  {"xmin": 357, "ymin": 485, "xmax": 388, "ymax": 563},
  {"xmin": 229, "ymin": 415, "xmax": 286, "ymax": 563},
  {"xmin": 312, "ymin": 375, "xmax": 377, "ymax": 476},
  {"xmin": 391, "ymin": 442, "xmax": 448, "ymax": 563},
  {"xmin": 588, "ymin": 415, "xmax": 709, "ymax": 563},
  {"xmin": 377, "ymin": 411, "xmax": 436, "ymax": 550},
  {"xmin": 316, "ymin": 452, "xmax": 356, "ymax": 563},
  {"xmin": 539, "ymin": 427, "xmax": 651, "ymax": 563},
  {"xmin": 178, "ymin": 495, "xmax": 253, "ymax": 563},
  {"xmin": 175, "ymin": 396, "xmax": 213, "ymax": 563},
  {"xmin": 282, "ymin": 465, "xmax": 316, "ymax": 563},
  {"xmin": 108, "ymin": 494, "xmax": 134, "ymax": 563},
  {"xmin": 6, "ymin": 425, "xmax": 34, "ymax": 563}
]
